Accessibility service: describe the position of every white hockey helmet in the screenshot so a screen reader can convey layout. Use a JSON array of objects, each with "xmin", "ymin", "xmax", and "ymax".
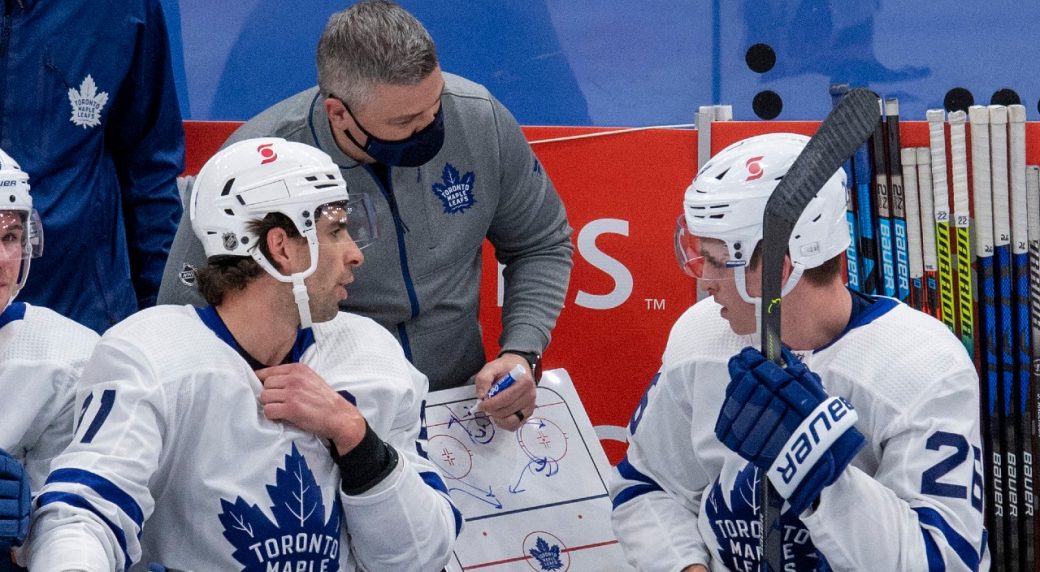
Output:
[
  {"xmin": 190, "ymin": 137, "xmax": 377, "ymax": 326},
  {"xmin": 0, "ymin": 148, "xmax": 44, "ymax": 307},
  {"xmin": 675, "ymin": 132, "xmax": 848, "ymax": 302}
]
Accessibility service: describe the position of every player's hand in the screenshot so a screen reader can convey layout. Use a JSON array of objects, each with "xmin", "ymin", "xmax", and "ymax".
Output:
[
  {"xmin": 257, "ymin": 363, "xmax": 367, "ymax": 454},
  {"xmin": 0, "ymin": 448, "xmax": 30, "ymax": 550},
  {"xmin": 473, "ymin": 354, "xmax": 537, "ymax": 432},
  {"xmin": 715, "ymin": 346, "xmax": 865, "ymax": 515}
]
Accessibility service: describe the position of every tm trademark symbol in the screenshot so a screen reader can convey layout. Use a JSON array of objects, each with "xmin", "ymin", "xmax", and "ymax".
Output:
[{"xmin": 644, "ymin": 298, "xmax": 666, "ymax": 311}]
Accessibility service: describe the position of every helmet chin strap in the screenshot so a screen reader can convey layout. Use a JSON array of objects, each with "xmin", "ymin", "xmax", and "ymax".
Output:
[
  {"xmin": 734, "ymin": 262, "xmax": 807, "ymax": 339},
  {"xmin": 292, "ymin": 273, "xmax": 312, "ymax": 329}
]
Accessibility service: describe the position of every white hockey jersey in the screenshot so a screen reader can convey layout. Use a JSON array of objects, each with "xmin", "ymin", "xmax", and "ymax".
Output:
[
  {"xmin": 610, "ymin": 294, "xmax": 989, "ymax": 572},
  {"xmin": 0, "ymin": 302, "xmax": 98, "ymax": 491},
  {"xmin": 23, "ymin": 305, "xmax": 460, "ymax": 571}
]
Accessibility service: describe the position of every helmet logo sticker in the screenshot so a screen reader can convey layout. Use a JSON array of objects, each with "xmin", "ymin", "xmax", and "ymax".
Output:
[
  {"xmin": 67, "ymin": 75, "xmax": 108, "ymax": 129},
  {"xmin": 745, "ymin": 156, "xmax": 764, "ymax": 181},
  {"xmin": 257, "ymin": 143, "xmax": 278, "ymax": 165},
  {"xmin": 222, "ymin": 232, "xmax": 238, "ymax": 251}
]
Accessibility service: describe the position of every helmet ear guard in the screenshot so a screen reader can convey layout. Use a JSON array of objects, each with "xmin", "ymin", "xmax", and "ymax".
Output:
[{"xmin": 678, "ymin": 132, "xmax": 848, "ymax": 304}]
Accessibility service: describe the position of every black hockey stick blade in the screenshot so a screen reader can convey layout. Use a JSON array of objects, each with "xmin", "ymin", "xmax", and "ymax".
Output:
[{"xmin": 758, "ymin": 87, "xmax": 880, "ymax": 572}]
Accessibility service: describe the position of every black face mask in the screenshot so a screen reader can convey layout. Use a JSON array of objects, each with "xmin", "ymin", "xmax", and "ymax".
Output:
[{"xmin": 337, "ymin": 96, "xmax": 445, "ymax": 167}]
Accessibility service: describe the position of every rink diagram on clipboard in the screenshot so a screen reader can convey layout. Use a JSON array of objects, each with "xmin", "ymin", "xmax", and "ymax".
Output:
[{"xmin": 426, "ymin": 371, "xmax": 630, "ymax": 571}]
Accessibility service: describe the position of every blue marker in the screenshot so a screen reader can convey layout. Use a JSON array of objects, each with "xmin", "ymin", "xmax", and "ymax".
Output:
[{"xmin": 471, "ymin": 364, "xmax": 526, "ymax": 414}]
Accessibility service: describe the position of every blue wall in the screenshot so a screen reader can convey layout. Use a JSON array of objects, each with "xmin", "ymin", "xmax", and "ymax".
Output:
[{"xmin": 166, "ymin": 1, "xmax": 1040, "ymax": 125}]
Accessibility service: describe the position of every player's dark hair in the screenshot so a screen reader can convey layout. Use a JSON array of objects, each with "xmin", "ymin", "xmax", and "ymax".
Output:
[
  {"xmin": 749, "ymin": 243, "xmax": 843, "ymax": 287},
  {"xmin": 195, "ymin": 213, "xmax": 301, "ymax": 305}
]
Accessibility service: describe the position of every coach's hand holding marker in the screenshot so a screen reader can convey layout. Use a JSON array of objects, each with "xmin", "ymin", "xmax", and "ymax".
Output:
[
  {"xmin": 715, "ymin": 346, "xmax": 866, "ymax": 515},
  {"xmin": 471, "ymin": 364, "xmax": 527, "ymax": 417}
]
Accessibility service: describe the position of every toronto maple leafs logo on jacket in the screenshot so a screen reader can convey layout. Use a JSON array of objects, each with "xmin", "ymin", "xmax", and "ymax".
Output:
[
  {"xmin": 218, "ymin": 444, "xmax": 341, "ymax": 571},
  {"xmin": 67, "ymin": 75, "xmax": 108, "ymax": 128},
  {"xmin": 431, "ymin": 163, "xmax": 476, "ymax": 213},
  {"xmin": 704, "ymin": 462, "xmax": 831, "ymax": 571}
]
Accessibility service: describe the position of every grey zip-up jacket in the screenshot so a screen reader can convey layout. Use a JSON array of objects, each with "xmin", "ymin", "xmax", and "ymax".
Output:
[{"xmin": 158, "ymin": 73, "xmax": 574, "ymax": 390}]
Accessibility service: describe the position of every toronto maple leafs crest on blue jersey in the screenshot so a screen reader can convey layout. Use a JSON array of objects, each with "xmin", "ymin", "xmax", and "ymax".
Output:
[
  {"xmin": 431, "ymin": 163, "xmax": 476, "ymax": 213},
  {"xmin": 67, "ymin": 75, "xmax": 108, "ymax": 129},
  {"xmin": 219, "ymin": 444, "xmax": 341, "ymax": 571},
  {"xmin": 704, "ymin": 462, "xmax": 831, "ymax": 571}
]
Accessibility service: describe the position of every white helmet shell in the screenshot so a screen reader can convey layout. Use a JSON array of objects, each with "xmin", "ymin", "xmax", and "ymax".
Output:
[
  {"xmin": 190, "ymin": 137, "xmax": 349, "ymax": 281},
  {"xmin": 683, "ymin": 132, "xmax": 848, "ymax": 272}
]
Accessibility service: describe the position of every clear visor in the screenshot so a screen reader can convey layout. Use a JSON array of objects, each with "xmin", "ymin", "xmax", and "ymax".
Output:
[
  {"xmin": 314, "ymin": 194, "xmax": 379, "ymax": 249},
  {"xmin": 674, "ymin": 214, "xmax": 705, "ymax": 278},
  {"xmin": 0, "ymin": 209, "xmax": 43, "ymax": 262},
  {"xmin": 674, "ymin": 214, "xmax": 738, "ymax": 282}
]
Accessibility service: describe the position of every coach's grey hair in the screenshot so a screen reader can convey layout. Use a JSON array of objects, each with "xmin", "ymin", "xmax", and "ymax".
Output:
[{"xmin": 317, "ymin": 0, "xmax": 439, "ymax": 109}]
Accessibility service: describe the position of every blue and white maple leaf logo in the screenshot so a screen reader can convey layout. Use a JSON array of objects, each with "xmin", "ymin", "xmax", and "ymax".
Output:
[
  {"xmin": 529, "ymin": 537, "xmax": 563, "ymax": 571},
  {"xmin": 219, "ymin": 444, "xmax": 341, "ymax": 571},
  {"xmin": 704, "ymin": 462, "xmax": 831, "ymax": 571},
  {"xmin": 431, "ymin": 163, "xmax": 476, "ymax": 214},
  {"xmin": 67, "ymin": 75, "xmax": 108, "ymax": 129}
]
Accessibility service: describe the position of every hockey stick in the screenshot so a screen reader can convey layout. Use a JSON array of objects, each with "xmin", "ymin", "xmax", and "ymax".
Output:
[
  {"xmin": 1026, "ymin": 165, "xmax": 1040, "ymax": 571},
  {"xmin": 901, "ymin": 147, "xmax": 925, "ymax": 311},
  {"xmin": 870, "ymin": 106, "xmax": 897, "ymax": 298},
  {"xmin": 759, "ymin": 86, "xmax": 879, "ymax": 572},
  {"xmin": 928, "ymin": 109, "xmax": 957, "ymax": 331},
  {"xmin": 886, "ymin": 98, "xmax": 911, "ymax": 303},
  {"xmin": 916, "ymin": 147, "xmax": 940, "ymax": 317},
  {"xmin": 967, "ymin": 106, "xmax": 1002, "ymax": 569},
  {"xmin": 830, "ymin": 84, "xmax": 860, "ymax": 291},
  {"xmin": 1008, "ymin": 104, "xmax": 1034, "ymax": 572},
  {"xmin": 948, "ymin": 110, "xmax": 975, "ymax": 355},
  {"xmin": 992, "ymin": 105, "xmax": 1021, "ymax": 571}
]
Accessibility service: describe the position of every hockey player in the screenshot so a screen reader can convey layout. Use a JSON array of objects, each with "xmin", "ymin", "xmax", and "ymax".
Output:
[
  {"xmin": 0, "ymin": 149, "xmax": 99, "ymax": 569},
  {"xmin": 610, "ymin": 133, "xmax": 987, "ymax": 571},
  {"xmin": 20, "ymin": 138, "xmax": 460, "ymax": 570}
]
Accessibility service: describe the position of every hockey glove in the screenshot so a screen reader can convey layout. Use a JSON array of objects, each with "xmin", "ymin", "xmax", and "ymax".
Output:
[
  {"xmin": 715, "ymin": 346, "xmax": 866, "ymax": 515},
  {"xmin": 0, "ymin": 449, "xmax": 30, "ymax": 549}
]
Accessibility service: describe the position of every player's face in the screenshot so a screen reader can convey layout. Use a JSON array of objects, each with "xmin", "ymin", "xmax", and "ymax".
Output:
[
  {"xmin": 698, "ymin": 238, "xmax": 758, "ymax": 335},
  {"xmin": 0, "ymin": 211, "xmax": 25, "ymax": 305},
  {"xmin": 304, "ymin": 203, "xmax": 364, "ymax": 323}
]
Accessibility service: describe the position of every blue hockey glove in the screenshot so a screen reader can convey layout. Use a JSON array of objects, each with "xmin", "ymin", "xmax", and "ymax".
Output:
[
  {"xmin": 0, "ymin": 449, "xmax": 30, "ymax": 550},
  {"xmin": 715, "ymin": 346, "xmax": 866, "ymax": 515}
]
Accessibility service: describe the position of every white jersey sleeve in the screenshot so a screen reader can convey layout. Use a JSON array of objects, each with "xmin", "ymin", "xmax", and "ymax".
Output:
[{"xmin": 312, "ymin": 313, "xmax": 461, "ymax": 571}]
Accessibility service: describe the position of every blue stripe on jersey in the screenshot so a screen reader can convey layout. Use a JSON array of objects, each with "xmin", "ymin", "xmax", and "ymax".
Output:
[
  {"xmin": 46, "ymin": 468, "xmax": 145, "ymax": 529},
  {"xmin": 913, "ymin": 506, "xmax": 981, "ymax": 571},
  {"xmin": 611, "ymin": 457, "xmax": 664, "ymax": 509},
  {"xmin": 37, "ymin": 491, "xmax": 133, "ymax": 567},
  {"xmin": 0, "ymin": 301, "xmax": 26, "ymax": 329},
  {"xmin": 920, "ymin": 522, "xmax": 944, "ymax": 572},
  {"xmin": 419, "ymin": 470, "xmax": 462, "ymax": 537},
  {"xmin": 814, "ymin": 290, "xmax": 898, "ymax": 352}
]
